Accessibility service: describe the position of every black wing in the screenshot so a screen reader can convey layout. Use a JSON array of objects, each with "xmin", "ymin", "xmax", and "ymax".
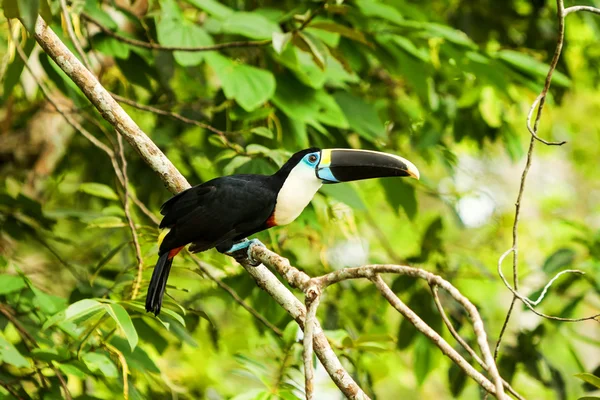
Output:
[{"xmin": 159, "ymin": 175, "xmax": 277, "ymax": 254}]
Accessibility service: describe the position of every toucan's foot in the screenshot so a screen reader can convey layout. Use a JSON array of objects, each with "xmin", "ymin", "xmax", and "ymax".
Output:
[{"xmin": 225, "ymin": 239, "xmax": 264, "ymax": 266}]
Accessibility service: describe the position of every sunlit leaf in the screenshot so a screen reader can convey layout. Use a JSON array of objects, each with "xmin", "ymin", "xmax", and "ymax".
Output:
[
  {"xmin": 104, "ymin": 303, "xmax": 139, "ymax": 351},
  {"xmin": 221, "ymin": 12, "xmax": 282, "ymax": 39},
  {"xmin": 79, "ymin": 183, "xmax": 119, "ymax": 201},
  {"xmin": 82, "ymin": 352, "xmax": 119, "ymax": 378},
  {"xmin": 0, "ymin": 334, "xmax": 29, "ymax": 368}
]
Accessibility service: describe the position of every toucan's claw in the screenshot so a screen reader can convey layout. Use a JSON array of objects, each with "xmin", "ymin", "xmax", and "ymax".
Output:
[{"xmin": 225, "ymin": 238, "xmax": 264, "ymax": 266}]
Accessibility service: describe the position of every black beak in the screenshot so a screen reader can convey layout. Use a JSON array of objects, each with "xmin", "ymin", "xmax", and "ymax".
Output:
[{"xmin": 316, "ymin": 149, "xmax": 420, "ymax": 184}]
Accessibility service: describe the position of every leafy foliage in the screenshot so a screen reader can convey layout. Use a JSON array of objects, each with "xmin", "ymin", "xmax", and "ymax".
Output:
[{"xmin": 0, "ymin": 0, "xmax": 600, "ymax": 399}]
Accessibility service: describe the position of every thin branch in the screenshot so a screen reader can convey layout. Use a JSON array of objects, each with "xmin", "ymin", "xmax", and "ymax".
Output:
[
  {"xmin": 303, "ymin": 285, "xmax": 321, "ymax": 400},
  {"xmin": 372, "ymin": 275, "xmax": 503, "ymax": 398},
  {"xmin": 564, "ymin": 5, "xmax": 600, "ymax": 15},
  {"xmin": 493, "ymin": 0, "xmax": 599, "ymax": 360},
  {"xmin": 188, "ymin": 253, "xmax": 283, "ymax": 336},
  {"xmin": 111, "ymin": 92, "xmax": 243, "ymax": 152},
  {"xmin": 104, "ymin": 343, "xmax": 129, "ymax": 400},
  {"xmin": 82, "ymin": 13, "xmax": 270, "ymax": 52},
  {"xmin": 59, "ymin": 0, "xmax": 91, "ymax": 71},
  {"xmin": 430, "ymin": 285, "xmax": 525, "ymax": 400},
  {"xmin": 32, "ymin": 16, "xmax": 190, "ymax": 194},
  {"xmin": 497, "ymin": 249, "xmax": 599, "ymax": 322},
  {"xmin": 118, "ymin": 134, "xmax": 144, "ymax": 300},
  {"xmin": 237, "ymin": 250, "xmax": 368, "ymax": 399}
]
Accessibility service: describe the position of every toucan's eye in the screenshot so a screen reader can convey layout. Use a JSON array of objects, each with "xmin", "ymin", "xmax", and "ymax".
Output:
[{"xmin": 308, "ymin": 154, "xmax": 318, "ymax": 163}]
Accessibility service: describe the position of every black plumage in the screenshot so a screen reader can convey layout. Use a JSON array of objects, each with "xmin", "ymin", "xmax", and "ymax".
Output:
[{"xmin": 146, "ymin": 148, "xmax": 318, "ymax": 315}]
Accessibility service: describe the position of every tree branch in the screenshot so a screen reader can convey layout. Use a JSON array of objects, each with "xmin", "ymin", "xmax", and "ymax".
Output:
[
  {"xmin": 29, "ymin": 12, "xmax": 511, "ymax": 399},
  {"xmin": 32, "ymin": 16, "xmax": 190, "ymax": 194},
  {"xmin": 494, "ymin": 0, "xmax": 600, "ymax": 360}
]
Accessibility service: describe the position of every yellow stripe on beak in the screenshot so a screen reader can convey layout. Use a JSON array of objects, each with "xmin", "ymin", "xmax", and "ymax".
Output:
[{"xmin": 320, "ymin": 149, "xmax": 332, "ymax": 167}]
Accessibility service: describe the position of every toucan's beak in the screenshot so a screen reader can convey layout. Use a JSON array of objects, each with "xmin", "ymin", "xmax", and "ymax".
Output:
[{"xmin": 316, "ymin": 149, "xmax": 420, "ymax": 184}]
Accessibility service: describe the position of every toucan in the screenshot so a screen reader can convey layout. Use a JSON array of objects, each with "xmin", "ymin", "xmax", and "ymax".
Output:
[{"xmin": 146, "ymin": 148, "xmax": 419, "ymax": 315}]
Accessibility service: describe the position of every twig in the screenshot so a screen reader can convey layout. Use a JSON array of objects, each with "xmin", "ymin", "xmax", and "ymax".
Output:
[
  {"xmin": 13, "ymin": 32, "xmax": 159, "ymax": 228},
  {"xmin": 104, "ymin": 343, "xmax": 129, "ymax": 400},
  {"xmin": 111, "ymin": 93, "xmax": 243, "ymax": 152},
  {"xmin": 188, "ymin": 253, "xmax": 283, "ymax": 336},
  {"xmin": 117, "ymin": 134, "xmax": 144, "ymax": 300},
  {"xmin": 430, "ymin": 285, "xmax": 525, "ymax": 400},
  {"xmin": 303, "ymin": 285, "xmax": 320, "ymax": 400},
  {"xmin": 238, "ymin": 250, "xmax": 368, "ymax": 399},
  {"xmin": 494, "ymin": 0, "xmax": 600, "ymax": 360},
  {"xmin": 60, "ymin": 0, "xmax": 92, "ymax": 71},
  {"xmin": 250, "ymin": 245, "xmax": 507, "ymax": 399},
  {"xmin": 0, "ymin": 381, "xmax": 24, "ymax": 400},
  {"xmin": 32, "ymin": 16, "xmax": 190, "ymax": 194},
  {"xmin": 564, "ymin": 5, "xmax": 600, "ymax": 15},
  {"xmin": 372, "ymin": 275, "xmax": 503, "ymax": 398},
  {"xmin": 497, "ymin": 249, "xmax": 599, "ymax": 322},
  {"xmin": 81, "ymin": 13, "xmax": 270, "ymax": 52}
]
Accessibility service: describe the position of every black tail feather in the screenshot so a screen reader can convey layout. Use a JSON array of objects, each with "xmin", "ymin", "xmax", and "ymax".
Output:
[{"xmin": 145, "ymin": 253, "xmax": 173, "ymax": 316}]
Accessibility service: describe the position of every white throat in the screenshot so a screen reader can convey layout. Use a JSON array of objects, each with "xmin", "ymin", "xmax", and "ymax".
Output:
[{"xmin": 273, "ymin": 163, "xmax": 322, "ymax": 226}]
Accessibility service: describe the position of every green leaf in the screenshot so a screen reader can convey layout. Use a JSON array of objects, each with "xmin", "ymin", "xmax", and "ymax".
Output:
[
  {"xmin": 43, "ymin": 299, "xmax": 104, "ymax": 330},
  {"xmin": 0, "ymin": 334, "xmax": 29, "ymax": 368},
  {"xmin": 157, "ymin": 16, "xmax": 214, "ymax": 66},
  {"xmin": 381, "ymin": 178, "xmax": 417, "ymax": 220},
  {"xmin": 334, "ymin": 91, "xmax": 385, "ymax": 140},
  {"xmin": 184, "ymin": 0, "xmax": 233, "ymax": 19},
  {"xmin": 91, "ymin": 34, "xmax": 130, "ymax": 59},
  {"xmin": 355, "ymin": 0, "xmax": 404, "ymax": 26},
  {"xmin": 414, "ymin": 336, "xmax": 433, "ymax": 385},
  {"xmin": 221, "ymin": 12, "xmax": 281, "ymax": 39},
  {"xmin": 0, "ymin": 274, "xmax": 26, "ymax": 295},
  {"xmin": 224, "ymin": 156, "xmax": 252, "ymax": 175},
  {"xmin": 320, "ymin": 184, "xmax": 366, "ymax": 211},
  {"xmin": 543, "ymin": 248, "xmax": 576, "ymax": 274},
  {"xmin": 295, "ymin": 32, "xmax": 329, "ymax": 70},
  {"xmin": 282, "ymin": 320, "xmax": 299, "ymax": 348},
  {"xmin": 479, "ymin": 86, "xmax": 502, "ymax": 128},
  {"xmin": 3, "ymin": 38, "xmax": 35, "ymax": 100},
  {"xmin": 2, "ymin": 0, "xmax": 19, "ymax": 19},
  {"xmin": 272, "ymin": 32, "xmax": 292, "ymax": 54},
  {"xmin": 104, "ymin": 303, "xmax": 138, "ymax": 351},
  {"xmin": 310, "ymin": 21, "xmax": 369, "ymax": 45},
  {"xmin": 497, "ymin": 50, "xmax": 571, "ymax": 87},
  {"xmin": 18, "ymin": 0, "xmax": 39, "ymax": 33},
  {"xmin": 79, "ymin": 183, "xmax": 119, "ymax": 200},
  {"xmin": 575, "ymin": 373, "xmax": 600, "ymax": 390},
  {"xmin": 251, "ymin": 127, "xmax": 274, "ymax": 139},
  {"xmin": 206, "ymin": 53, "xmax": 275, "ymax": 111},
  {"xmin": 448, "ymin": 361, "xmax": 468, "ymax": 397},
  {"xmin": 82, "ymin": 352, "xmax": 118, "ymax": 378}
]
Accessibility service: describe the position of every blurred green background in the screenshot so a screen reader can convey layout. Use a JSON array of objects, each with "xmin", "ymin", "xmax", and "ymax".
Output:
[{"xmin": 0, "ymin": 0, "xmax": 599, "ymax": 399}]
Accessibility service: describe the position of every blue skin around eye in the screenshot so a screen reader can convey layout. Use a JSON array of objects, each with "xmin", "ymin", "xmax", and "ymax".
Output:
[{"xmin": 302, "ymin": 152, "xmax": 320, "ymax": 167}]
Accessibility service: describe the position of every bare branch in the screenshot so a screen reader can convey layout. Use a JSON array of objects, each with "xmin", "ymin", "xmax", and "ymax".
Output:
[
  {"xmin": 82, "ymin": 13, "xmax": 270, "ymax": 52},
  {"xmin": 32, "ymin": 16, "xmax": 191, "ymax": 194},
  {"xmin": 117, "ymin": 134, "xmax": 145, "ymax": 300},
  {"xmin": 303, "ymin": 285, "xmax": 321, "ymax": 400},
  {"xmin": 430, "ymin": 286, "xmax": 525, "ymax": 400},
  {"xmin": 188, "ymin": 252, "xmax": 283, "ymax": 336},
  {"xmin": 494, "ymin": 0, "xmax": 600, "ymax": 359},
  {"xmin": 564, "ymin": 5, "xmax": 600, "ymax": 16},
  {"xmin": 497, "ymin": 249, "xmax": 599, "ymax": 322},
  {"xmin": 372, "ymin": 275, "xmax": 504, "ymax": 398}
]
